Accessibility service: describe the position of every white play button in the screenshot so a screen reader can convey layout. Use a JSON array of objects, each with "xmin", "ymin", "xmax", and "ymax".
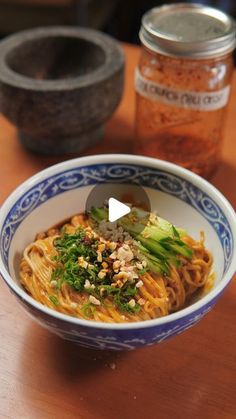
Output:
[
  {"xmin": 85, "ymin": 183, "xmax": 151, "ymax": 231},
  {"xmin": 108, "ymin": 197, "xmax": 131, "ymax": 222}
]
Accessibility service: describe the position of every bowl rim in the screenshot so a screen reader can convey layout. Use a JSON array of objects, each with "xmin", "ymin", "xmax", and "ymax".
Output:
[
  {"xmin": 0, "ymin": 26, "xmax": 124, "ymax": 91},
  {"xmin": 0, "ymin": 154, "xmax": 235, "ymax": 330}
]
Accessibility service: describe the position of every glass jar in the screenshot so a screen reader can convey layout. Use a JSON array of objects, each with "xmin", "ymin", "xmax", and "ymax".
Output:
[{"xmin": 135, "ymin": 4, "xmax": 236, "ymax": 178}]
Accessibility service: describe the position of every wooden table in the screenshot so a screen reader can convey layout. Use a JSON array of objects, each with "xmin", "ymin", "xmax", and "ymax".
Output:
[{"xmin": 0, "ymin": 44, "xmax": 235, "ymax": 419}]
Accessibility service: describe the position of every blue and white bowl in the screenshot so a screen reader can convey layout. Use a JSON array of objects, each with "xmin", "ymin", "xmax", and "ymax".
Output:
[{"xmin": 0, "ymin": 154, "xmax": 235, "ymax": 350}]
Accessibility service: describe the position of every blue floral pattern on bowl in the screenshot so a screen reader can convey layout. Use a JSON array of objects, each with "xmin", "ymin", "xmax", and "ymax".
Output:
[{"xmin": 16, "ymin": 293, "xmax": 218, "ymax": 350}]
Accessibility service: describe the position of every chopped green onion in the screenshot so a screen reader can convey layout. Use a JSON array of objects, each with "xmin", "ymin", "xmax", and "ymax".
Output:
[{"xmin": 49, "ymin": 295, "xmax": 59, "ymax": 306}]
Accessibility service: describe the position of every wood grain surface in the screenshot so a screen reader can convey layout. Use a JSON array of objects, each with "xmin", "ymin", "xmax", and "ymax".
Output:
[{"xmin": 0, "ymin": 44, "xmax": 235, "ymax": 419}]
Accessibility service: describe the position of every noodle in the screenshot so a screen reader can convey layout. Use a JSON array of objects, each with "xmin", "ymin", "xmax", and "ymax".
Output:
[{"xmin": 19, "ymin": 211, "xmax": 213, "ymax": 323}]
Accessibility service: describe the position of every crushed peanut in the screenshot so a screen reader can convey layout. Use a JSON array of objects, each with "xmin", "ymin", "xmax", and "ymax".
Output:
[
  {"xmin": 117, "ymin": 245, "xmax": 134, "ymax": 262},
  {"xmin": 109, "ymin": 251, "xmax": 117, "ymax": 260},
  {"xmin": 108, "ymin": 242, "xmax": 117, "ymax": 251},
  {"xmin": 128, "ymin": 299, "xmax": 136, "ymax": 308},
  {"xmin": 84, "ymin": 279, "xmax": 91, "ymax": 289},
  {"xmin": 97, "ymin": 251, "xmax": 102, "ymax": 262},
  {"xmin": 113, "ymin": 271, "xmax": 129, "ymax": 281},
  {"xmin": 50, "ymin": 280, "xmax": 57, "ymax": 288},
  {"xmin": 78, "ymin": 256, "xmax": 88, "ymax": 269},
  {"xmin": 113, "ymin": 260, "xmax": 121, "ymax": 270},
  {"xmin": 116, "ymin": 279, "xmax": 123, "ymax": 288},
  {"xmin": 89, "ymin": 295, "xmax": 101, "ymax": 306},
  {"xmin": 98, "ymin": 270, "xmax": 106, "ymax": 279},
  {"xmin": 138, "ymin": 298, "xmax": 145, "ymax": 306},
  {"xmin": 98, "ymin": 243, "xmax": 105, "ymax": 252},
  {"xmin": 102, "ymin": 261, "xmax": 108, "ymax": 269}
]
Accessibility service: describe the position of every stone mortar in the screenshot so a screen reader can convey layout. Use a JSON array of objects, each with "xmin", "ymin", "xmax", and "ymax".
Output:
[{"xmin": 0, "ymin": 26, "xmax": 125, "ymax": 154}]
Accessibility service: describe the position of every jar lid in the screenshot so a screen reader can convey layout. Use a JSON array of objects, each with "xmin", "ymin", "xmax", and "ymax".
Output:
[{"xmin": 140, "ymin": 3, "xmax": 236, "ymax": 58}]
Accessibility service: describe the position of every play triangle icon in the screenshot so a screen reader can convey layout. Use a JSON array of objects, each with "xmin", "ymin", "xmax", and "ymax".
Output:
[{"xmin": 108, "ymin": 197, "xmax": 131, "ymax": 222}]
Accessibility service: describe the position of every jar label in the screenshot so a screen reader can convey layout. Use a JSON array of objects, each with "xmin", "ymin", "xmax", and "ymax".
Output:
[{"xmin": 135, "ymin": 69, "xmax": 230, "ymax": 111}]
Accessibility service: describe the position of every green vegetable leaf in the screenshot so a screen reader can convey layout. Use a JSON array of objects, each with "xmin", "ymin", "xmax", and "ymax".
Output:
[
  {"xmin": 81, "ymin": 302, "xmax": 97, "ymax": 318},
  {"xmin": 114, "ymin": 293, "xmax": 141, "ymax": 314}
]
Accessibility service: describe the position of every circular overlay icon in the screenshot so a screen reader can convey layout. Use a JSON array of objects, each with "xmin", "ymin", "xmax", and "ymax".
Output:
[{"xmin": 85, "ymin": 183, "xmax": 151, "ymax": 230}]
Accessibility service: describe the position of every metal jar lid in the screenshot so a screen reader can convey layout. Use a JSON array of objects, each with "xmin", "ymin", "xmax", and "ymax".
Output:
[{"xmin": 140, "ymin": 3, "xmax": 236, "ymax": 59}]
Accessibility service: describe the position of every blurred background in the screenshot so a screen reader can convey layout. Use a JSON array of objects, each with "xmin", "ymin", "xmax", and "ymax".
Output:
[{"xmin": 0, "ymin": 1, "xmax": 235, "ymax": 44}]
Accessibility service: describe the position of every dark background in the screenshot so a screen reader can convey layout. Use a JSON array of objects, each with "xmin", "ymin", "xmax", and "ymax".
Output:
[
  {"xmin": 0, "ymin": 1, "xmax": 235, "ymax": 62},
  {"xmin": 0, "ymin": 1, "xmax": 235, "ymax": 44},
  {"xmin": 104, "ymin": 0, "xmax": 236, "ymax": 44}
]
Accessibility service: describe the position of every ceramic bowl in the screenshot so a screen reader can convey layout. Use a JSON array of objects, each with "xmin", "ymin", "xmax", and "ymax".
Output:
[
  {"xmin": 0, "ymin": 154, "xmax": 235, "ymax": 350},
  {"xmin": 0, "ymin": 27, "xmax": 124, "ymax": 154}
]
